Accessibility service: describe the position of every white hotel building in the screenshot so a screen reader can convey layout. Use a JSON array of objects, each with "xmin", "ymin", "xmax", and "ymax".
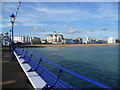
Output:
[
  {"xmin": 108, "ymin": 37, "xmax": 116, "ymax": 44},
  {"xmin": 47, "ymin": 31, "xmax": 64, "ymax": 44}
]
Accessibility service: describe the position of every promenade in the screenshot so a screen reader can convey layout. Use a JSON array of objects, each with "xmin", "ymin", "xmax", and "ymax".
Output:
[
  {"xmin": 1, "ymin": 46, "xmax": 33, "ymax": 89},
  {"xmin": 19, "ymin": 43, "xmax": 120, "ymax": 47}
]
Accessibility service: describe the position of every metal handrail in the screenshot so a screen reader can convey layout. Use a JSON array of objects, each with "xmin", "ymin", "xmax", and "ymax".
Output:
[{"xmin": 15, "ymin": 47, "xmax": 112, "ymax": 88}]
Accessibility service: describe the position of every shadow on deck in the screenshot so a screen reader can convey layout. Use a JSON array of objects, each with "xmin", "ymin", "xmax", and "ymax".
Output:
[{"xmin": 1, "ymin": 46, "xmax": 34, "ymax": 90}]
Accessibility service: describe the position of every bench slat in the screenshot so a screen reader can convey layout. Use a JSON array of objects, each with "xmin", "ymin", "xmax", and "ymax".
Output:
[{"xmin": 14, "ymin": 52, "xmax": 46, "ymax": 88}]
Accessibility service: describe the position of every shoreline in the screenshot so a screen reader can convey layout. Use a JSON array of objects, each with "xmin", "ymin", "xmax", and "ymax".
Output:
[{"xmin": 18, "ymin": 43, "xmax": 120, "ymax": 47}]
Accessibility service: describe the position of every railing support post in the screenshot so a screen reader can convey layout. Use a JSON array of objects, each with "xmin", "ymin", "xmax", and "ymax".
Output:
[
  {"xmin": 27, "ymin": 57, "xmax": 42, "ymax": 72},
  {"xmin": 22, "ymin": 53, "xmax": 32, "ymax": 64},
  {"xmin": 42, "ymin": 69, "xmax": 63, "ymax": 89},
  {"xmin": 19, "ymin": 51, "xmax": 27, "ymax": 58},
  {"xmin": 17, "ymin": 49, "xmax": 24, "ymax": 56}
]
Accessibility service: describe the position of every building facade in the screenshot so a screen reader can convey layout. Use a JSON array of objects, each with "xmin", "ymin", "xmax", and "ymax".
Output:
[
  {"xmin": 108, "ymin": 37, "xmax": 116, "ymax": 44},
  {"xmin": 83, "ymin": 37, "xmax": 92, "ymax": 44},
  {"xmin": 62, "ymin": 39, "xmax": 75, "ymax": 44},
  {"xmin": 47, "ymin": 31, "xmax": 64, "ymax": 44},
  {"xmin": 74, "ymin": 37, "xmax": 83, "ymax": 44},
  {"xmin": 14, "ymin": 36, "xmax": 40, "ymax": 44},
  {"xmin": 0, "ymin": 32, "xmax": 10, "ymax": 46}
]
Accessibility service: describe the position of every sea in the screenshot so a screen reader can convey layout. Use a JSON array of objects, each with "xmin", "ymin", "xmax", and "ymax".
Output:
[{"xmin": 24, "ymin": 45, "xmax": 119, "ymax": 88}]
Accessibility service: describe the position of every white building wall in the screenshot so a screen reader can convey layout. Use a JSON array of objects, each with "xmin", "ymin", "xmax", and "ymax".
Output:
[
  {"xmin": 47, "ymin": 35, "xmax": 53, "ymax": 43},
  {"xmin": 14, "ymin": 37, "xmax": 22, "ymax": 43},
  {"xmin": 14, "ymin": 36, "xmax": 40, "ymax": 44},
  {"xmin": 47, "ymin": 31, "xmax": 64, "ymax": 44},
  {"xmin": 57, "ymin": 36, "xmax": 60, "ymax": 42},
  {"xmin": 53, "ymin": 35, "xmax": 57, "ymax": 42},
  {"xmin": 108, "ymin": 37, "xmax": 116, "ymax": 44}
]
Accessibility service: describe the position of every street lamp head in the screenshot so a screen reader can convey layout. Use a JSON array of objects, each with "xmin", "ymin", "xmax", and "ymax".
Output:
[
  {"xmin": 10, "ymin": 13, "xmax": 15, "ymax": 24},
  {"xmin": 18, "ymin": 2, "xmax": 21, "ymax": 6},
  {"xmin": 10, "ymin": 13, "xmax": 15, "ymax": 18}
]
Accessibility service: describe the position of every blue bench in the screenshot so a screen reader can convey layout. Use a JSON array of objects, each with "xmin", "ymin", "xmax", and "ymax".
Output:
[
  {"xmin": 14, "ymin": 51, "xmax": 47, "ymax": 88},
  {"xmin": 14, "ymin": 48, "xmax": 73, "ymax": 89},
  {"xmin": 14, "ymin": 47, "xmax": 112, "ymax": 89}
]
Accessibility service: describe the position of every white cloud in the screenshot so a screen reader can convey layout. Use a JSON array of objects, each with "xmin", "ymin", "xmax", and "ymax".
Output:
[
  {"xmin": 63, "ymin": 25, "xmax": 75, "ymax": 28},
  {"xmin": 36, "ymin": 7, "xmax": 74, "ymax": 14},
  {"xmin": 0, "ymin": 23, "xmax": 11, "ymax": 28},
  {"xmin": 29, "ymin": 32, "xmax": 49, "ymax": 40},
  {"xmin": 36, "ymin": 8, "xmax": 49, "ymax": 13},
  {"xmin": 97, "ymin": 3, "xmax": 118, "ymax": 21},
  {"xmin": 73, "ymin": 3, "xmax": 117, "ymax": 22},
  {"xmin": 3, "ymin": 2, "xmax": 117, "ymax": 27},
  {"xmin": 99, "ymin": 28, "xmax": 108, "ymax": 30},
  {"xmin": 24, "ymin": 26, "xmax": 53, "ymax": 32},
  {"xmin": 2, "ymin": 2, "xmax": 118, "ymax": 40},
  {"xmin": 0, "ymin": 23, "xmax": 18, "ymax": 28},
  {"xmin": 64, "ymin": 29, "xmax": 82, "ymax": 34}
]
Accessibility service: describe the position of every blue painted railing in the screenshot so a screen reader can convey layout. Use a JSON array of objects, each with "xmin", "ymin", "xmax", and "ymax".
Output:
[{"xmin": 14, "ymin": 47, "xmax": 112, "ymax": 89}]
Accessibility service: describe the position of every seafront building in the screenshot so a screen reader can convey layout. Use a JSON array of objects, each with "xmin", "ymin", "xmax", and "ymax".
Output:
[
  {"xmin": 14, "ymin": 36, "xmax": 41, "ymax": 44},
  {"xmin": 47, "ymin": 31, "xmax": 64, "ymax": 44},
  {"xmin": 108, "ymin": 37, "xmax": 116, "ymax": 44},
  {"xmin": 41, "ymin": 40, "xmax": 46, "ymax": 44},
  {"xmin": 46, "ymin": 33, "xmax": 110, "ymax": 44},
  {"xmin": 116, "ymin": 39, "xmax": 120, "ymax": 43},
  {"xmin": 62, "ymin": 39, "xmax": 75, "ymax": 44},
  {"xmin": 0, "ymin": 33, "xmax": 41, "ymax": 45},
  {"xmin": 96, "ymin": 39, "xmax": 107, "ymax": 44},
  {"xmin": 82, "ymin": 37, "xmax": 108, "ymax": 44},
  {"xmin": 74, "ymin": 37, "xmax": 83, "ymax": 44},
  {"xmin": 83, "ymin": 37, "xmax": 94, "ymax": 44},
  {"xmin": 83, "ymin": 37, "xmax": 97, "ymax": 44},
  {"xmin": 1, "ymin": 32, "xmax": 119, "ymax": 45},
  {"xmin": 0, "ymin": 32, "xmax": 10, "ymax": 46}
]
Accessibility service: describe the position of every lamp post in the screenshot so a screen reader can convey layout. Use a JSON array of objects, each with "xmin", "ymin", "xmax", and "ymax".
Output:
[
  {"xmin": 9, "ymin": 30, "xmax": 12, "ymax": 52},
  {"xmin": 9, "ymin": 2, "xmax": 21, "ymax": 59},
  {"xmin": 10, "ymin": 13, "xmax": 15, "ymax": 52}
]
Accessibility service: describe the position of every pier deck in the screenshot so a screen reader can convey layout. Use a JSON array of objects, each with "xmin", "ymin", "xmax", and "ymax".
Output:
[{"xmin": 1, "ymin": 46, "xmax": 33, "ymax": 89}]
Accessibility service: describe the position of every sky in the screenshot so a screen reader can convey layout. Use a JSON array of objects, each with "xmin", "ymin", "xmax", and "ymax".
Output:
[{"xmin": 1, "ymin": 2, "xmax": 118, "ymax": 40}]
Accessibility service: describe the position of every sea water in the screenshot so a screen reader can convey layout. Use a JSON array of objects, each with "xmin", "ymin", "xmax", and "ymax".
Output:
[{"xmin": 24, "ymin": 45, "xmax": 118, "ymax": 88}]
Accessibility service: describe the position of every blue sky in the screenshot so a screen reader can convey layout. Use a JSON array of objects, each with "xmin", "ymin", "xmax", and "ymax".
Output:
[{"xmin": 2, "ymin": 2, "xmax": 118, "ymax": 40}]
